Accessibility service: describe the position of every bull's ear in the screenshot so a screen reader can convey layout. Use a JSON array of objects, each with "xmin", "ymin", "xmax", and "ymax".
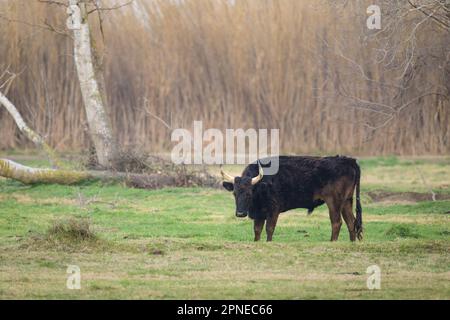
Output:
[{"xmin": 222, "ymin": 182, "xmax": 234, "ymax": 192}]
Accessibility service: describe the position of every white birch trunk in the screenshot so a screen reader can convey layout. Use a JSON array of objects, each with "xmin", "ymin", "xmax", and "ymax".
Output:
[
  {"xmin": 70, "ymin": 1, "xmax": 117, "ymax": 168},
  {"xmin": 0, "ymin": 90, "xmax": 62, "ymax": 168}
]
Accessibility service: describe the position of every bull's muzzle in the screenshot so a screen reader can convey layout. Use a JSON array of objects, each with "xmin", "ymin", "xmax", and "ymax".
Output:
[{"xmin": 236, "ymin": 211, "xmax": 248, "ymax": 218}]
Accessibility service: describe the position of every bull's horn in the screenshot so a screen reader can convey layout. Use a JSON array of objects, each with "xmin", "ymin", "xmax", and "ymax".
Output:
[
  {"xmin": 220, "ymin": 165, "xmax": 235, "ymax": 183},
  {"xmin": 251, "ymin": 162, "xmax": 264, "ymax": 185}
]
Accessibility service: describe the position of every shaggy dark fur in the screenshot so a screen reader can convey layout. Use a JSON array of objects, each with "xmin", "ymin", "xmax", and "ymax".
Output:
[{"xmin": 223, "ymin": 155, "xmax": 363, "ymax": 242}]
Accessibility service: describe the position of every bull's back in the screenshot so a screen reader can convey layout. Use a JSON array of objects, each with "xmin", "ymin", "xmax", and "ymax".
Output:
[
  {"xmin": 244, "ymin": 155, "xmax": 357, "ymax": 182},
  {"xmin": 245, "ymin": 156, "xmax": 358, "ymax": 212}
]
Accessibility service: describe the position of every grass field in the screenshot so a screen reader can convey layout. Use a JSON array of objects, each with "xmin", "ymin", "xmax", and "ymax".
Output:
[{"xmin": 0, "ymin": 155, "xmax": 449, "ymax": 299}]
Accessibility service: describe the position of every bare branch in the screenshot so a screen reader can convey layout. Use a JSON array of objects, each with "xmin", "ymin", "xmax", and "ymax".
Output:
[
  {"xmin": 408, "ymin": 0, "xmax": 450, "ymax": 30},
  {"xmin": 0, "ymin": 14, "xmax": 70, "ymax": 38},
  {"xmin": 86, "ymin": 0, "xmax": 134, "ymax": 15},
  {"xmin": 143, "ymin": 109, "xmax": 172, "ymax": 130},
  {"xmin": 37, "ymin": 0, "xmax": 68, "ymax": 7}
]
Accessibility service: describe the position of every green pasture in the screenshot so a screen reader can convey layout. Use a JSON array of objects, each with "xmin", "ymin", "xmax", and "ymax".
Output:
[{"xmin": 0, "ymin": 155, "xmax": 449, "ymax": 299}]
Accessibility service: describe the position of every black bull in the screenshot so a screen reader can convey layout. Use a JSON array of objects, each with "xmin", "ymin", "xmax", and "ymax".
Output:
[{"xmin": 221, "ymin": 156, "xmax": 363, "ymax": 242}]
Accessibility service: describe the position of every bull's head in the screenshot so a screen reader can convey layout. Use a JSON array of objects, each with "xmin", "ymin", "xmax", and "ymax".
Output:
[{"xmin": 221, "ymin": 162, "xmax": 264, "ymax": 218}]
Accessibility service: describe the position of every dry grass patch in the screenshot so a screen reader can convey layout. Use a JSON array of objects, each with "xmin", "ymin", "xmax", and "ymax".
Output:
[
  {"xmin": 19, "ymin": 218, "xmax": 126, "ymax": 253},
  {"xmin": 0, "ymin": 193, "xmax": 77, "ymax": 206}
]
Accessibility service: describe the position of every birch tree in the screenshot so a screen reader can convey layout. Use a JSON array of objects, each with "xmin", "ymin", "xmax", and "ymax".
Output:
[{"xmin": 67, "ymin": 0, "xmax": 118, "ymax": 168}]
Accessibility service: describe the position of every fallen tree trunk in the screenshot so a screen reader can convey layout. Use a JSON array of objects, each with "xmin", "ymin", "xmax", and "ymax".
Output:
[
  {"xmin": 0, "ymin": 159, "xmax": 92, "ymax": 185},
  {"xmin": 0, "ymin": 158, "xmax": 197, "ymax": 189}
]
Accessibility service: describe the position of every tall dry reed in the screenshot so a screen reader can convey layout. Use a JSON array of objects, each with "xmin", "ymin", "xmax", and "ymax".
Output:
[{"xmin": 0, "ymin": 0, "xmax": 448, "ymax": 155}]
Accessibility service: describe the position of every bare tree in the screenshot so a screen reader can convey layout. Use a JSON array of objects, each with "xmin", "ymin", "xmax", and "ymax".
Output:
[
  {"xmin": 0, "ymin": 0, "xmax": 136, "ymax": 168},
  {"xmin": 324, "ymin": 0, "xmax": 449, "ymax": 139},
  {"xmin": 68, "ymin": 0, "xmax": 119, "ymax": 168},
  {"xmin": 0, "ymin": 0, "xmax": 135, "ymax": 185}
]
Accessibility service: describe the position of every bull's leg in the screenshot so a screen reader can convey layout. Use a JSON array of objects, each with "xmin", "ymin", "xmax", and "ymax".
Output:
[
  {"xmin": 266, "ymin": 213, "xmax": 279, "ymax": 242},
  {"xmin": 326, "ymin": 199, "xmax": 343, "ymax": 241},
  {"xmin": 253, "ymin": 219, "xmax": 265, "ymax": 241},
  {"xmin": 341, "ymin": 198, "xmax": 356, "ymax": 242}
]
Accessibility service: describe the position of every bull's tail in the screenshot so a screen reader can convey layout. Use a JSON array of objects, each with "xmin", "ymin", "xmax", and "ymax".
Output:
[{"xmin": 354, "ymin": 162, "xmax": 363, "ymax": 240}]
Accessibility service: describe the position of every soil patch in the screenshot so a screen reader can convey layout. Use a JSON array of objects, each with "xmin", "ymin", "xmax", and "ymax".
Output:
[{"xmin": 368, "ymin": 191, "xmax": 450, "ymax": 203}]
